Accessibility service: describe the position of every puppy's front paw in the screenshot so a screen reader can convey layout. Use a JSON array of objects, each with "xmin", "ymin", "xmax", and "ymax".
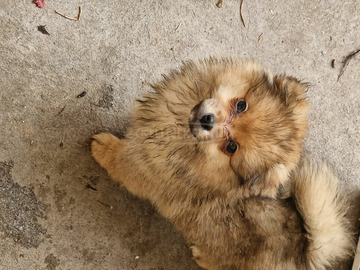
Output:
[
  {"xmin": 91, "ymin": 133, "xmax": 122, "ymax": 169},
  {"xmin": 248, "ymin": 174, "xmax": 278, "ymax": 198},
  {"xmin": 248, "ymin": 164, "xmax": 290, "ymax": 198}
]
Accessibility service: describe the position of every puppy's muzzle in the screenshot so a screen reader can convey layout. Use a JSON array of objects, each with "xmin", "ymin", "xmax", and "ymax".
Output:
[{"xmin": 189, "ymin": 99, "xmax": 223, "ymax": 140}]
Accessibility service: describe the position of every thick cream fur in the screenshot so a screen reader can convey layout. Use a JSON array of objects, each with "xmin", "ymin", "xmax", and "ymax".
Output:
[{"xmin": 293, "ymin": 159, "xmax": 353, "ymax": 269}]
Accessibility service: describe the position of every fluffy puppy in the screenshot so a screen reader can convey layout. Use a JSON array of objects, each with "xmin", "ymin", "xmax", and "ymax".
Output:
[{"xmin": 91, "ymin": 59, "xmax": 352, "ymax": 269}]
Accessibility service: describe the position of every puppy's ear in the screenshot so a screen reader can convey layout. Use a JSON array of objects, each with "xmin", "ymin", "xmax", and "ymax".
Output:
[{"xmin": 272, "ymin": 75, "xmax": 308, "ymax": 107}]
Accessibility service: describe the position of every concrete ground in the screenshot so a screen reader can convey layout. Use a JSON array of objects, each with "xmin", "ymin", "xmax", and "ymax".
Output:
[{"xmin": 0, "ymin": 0, "xmax": 359, "ymax": 269}]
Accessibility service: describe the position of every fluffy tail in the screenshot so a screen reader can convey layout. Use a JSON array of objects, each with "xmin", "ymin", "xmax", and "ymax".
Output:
[{"xmin": 293, "ymin": 158, "xmax": 354, "ymax": 269}]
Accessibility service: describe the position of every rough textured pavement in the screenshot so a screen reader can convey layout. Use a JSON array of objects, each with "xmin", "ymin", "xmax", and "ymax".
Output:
[{"xmin": 0, "ymin": 1, "xmax": 359, "ymax": 269}]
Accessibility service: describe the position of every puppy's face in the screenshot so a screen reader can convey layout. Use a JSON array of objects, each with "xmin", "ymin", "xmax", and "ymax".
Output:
[
  {"xmin": 134, "ymin": 60, "xmax": 308, "ymax": 195},
  {"xmin": 188, "ymin": 65, "xmax": 308, "ymax": 192}
]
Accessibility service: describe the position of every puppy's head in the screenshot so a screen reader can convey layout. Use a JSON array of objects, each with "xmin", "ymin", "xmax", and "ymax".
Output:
[
  {"xmin": 134, "ymin": 59, "xmax": 308, "ymax": 195},
  {"xmin": 187, "ymin": 60, "xmax": 309, "ymax": 193}
]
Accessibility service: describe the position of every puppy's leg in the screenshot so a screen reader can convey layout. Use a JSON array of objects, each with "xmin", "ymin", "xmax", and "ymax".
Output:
[
  {"xmin": 91, "ymin": 133, "xmax": 124, "ymax": 171},
  {"xmin": 91, "ymin": 133, "xmax": 145, "ymax": 197}
]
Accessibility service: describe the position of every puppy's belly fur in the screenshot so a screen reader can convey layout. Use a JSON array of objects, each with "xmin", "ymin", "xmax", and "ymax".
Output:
[
  {"xmin": 179, "ymin": 198, "xmax": 307, "ymax": 270},
  {"xmin": 92, "ymin": 133, "xmax": 352, "ymax": 270}
]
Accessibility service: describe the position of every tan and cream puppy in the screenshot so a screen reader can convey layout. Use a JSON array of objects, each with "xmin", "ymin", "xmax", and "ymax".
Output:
[{"xmin": 92, "ymin": 59, "xmax": 353, "ymax": 269}]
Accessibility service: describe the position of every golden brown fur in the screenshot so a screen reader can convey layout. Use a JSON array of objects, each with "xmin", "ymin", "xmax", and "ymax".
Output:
[{"xmin": 91, "ymin": 59, "xmax": 353, "ymax": 269}]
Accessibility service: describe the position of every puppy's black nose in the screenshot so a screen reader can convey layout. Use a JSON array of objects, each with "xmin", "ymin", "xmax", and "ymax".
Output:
[{"xmin": 200, "ymin": 114, "xmax": 215, "ymax": 131}]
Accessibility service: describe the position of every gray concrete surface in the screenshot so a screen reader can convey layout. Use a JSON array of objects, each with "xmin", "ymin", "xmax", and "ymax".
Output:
[{"xmin": 0, "ymin": 0, "xmax": 359, "ymax": 269}]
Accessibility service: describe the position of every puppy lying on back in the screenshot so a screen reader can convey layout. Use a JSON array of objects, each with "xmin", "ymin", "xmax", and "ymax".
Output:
[{"xmin": 91, "ymin": 59, "xmax": 353, "ymax": 269}]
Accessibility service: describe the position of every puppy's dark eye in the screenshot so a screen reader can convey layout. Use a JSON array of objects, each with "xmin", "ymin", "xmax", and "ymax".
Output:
[
  {"xmin": 226, "ymin": 140, "xmax": 237, "ymax": 154},
  {"xmin": 235, "ymin": 100, "xmax": 247, "ymax": 114}
]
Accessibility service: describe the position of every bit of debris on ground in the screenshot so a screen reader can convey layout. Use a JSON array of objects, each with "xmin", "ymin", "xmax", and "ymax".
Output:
[
  {"xmin": 54, "ymin": 6, "xmax": 82, "ymax": 21},
  {"xmin": 338, "ymin": 48, "xmax": 360, "ymax": 81},
  {"xmin": 33, "ymin": 0, "xmax": 46, "ymax": 8},
  {"xmin": 37, "ymin": 25, "xmax": 50, "ymax": 35},
  {"xmin": 77, "ymin": 91, "xmax": 87, "ymax": 98},
  {"xmin": 56, "ymin": 106, "xmax": 66, "ymax": 116},
  {"xmin": 86, "ymin": 184, "xmax": 97, "ymax": 191},
  {"xmin": 240, "ymin": 0, "xmax": 246, "ymax": 27},
  {"xmin": 331, "ymin": 59, "xmax": 336, "ymax": 68}
]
